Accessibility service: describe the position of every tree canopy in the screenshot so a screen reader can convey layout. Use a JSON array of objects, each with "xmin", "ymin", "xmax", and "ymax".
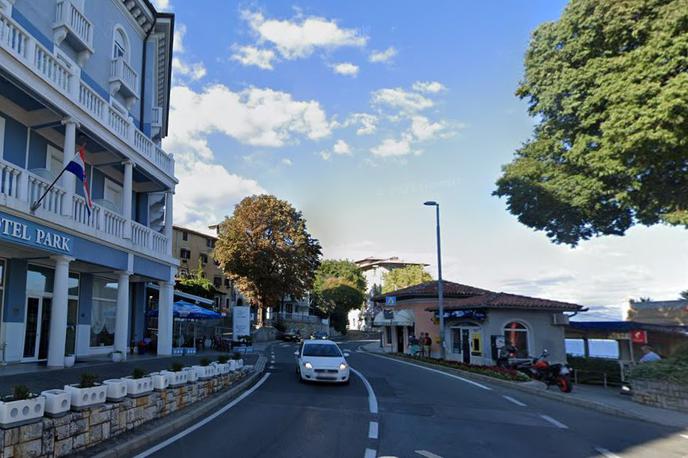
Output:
[
  {"xmin": 494, "ymin": 0, "xmax": 688, "ymax": 245},
  {"xmin": 382, "ymin": 265, "xmax": 432, "ymax": 293},
  {"xmin": 312, "ymin": 260, "xmax": 366, "ymax": 333},
  {"xmin": 214, "ymin": 195, "xmax": 322, "ymax": 325}
]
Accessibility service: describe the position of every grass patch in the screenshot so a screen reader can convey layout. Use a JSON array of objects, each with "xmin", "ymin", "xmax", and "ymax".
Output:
[{"xmin": 392, "ymin": 353, "xmax": 530, "ymax": 382}]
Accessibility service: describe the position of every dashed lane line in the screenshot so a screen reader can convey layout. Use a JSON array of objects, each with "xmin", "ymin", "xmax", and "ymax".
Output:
[
  {"xmin": 368, "ymin": 421, "xmax": 379, "ymax": 440},
  {"xmin": 364, "ymin": 448, "xmax": 376, "ymax": 458},
  {"xmin": 594, "ymin": 447, "xmax": 621, "ymax": 458},
  {"xmin": 681, "ymin": 434, "xmax": 688, "ymax": 440},
  {"xmin": 540, "ymin": 414, "xmax": 569, "ymax": 429},
  {"xmin": 134, "ymin": 373, "xmax": 271, "ymax": 457},
  {"xmin": 502, "ymin": 395, "xmax": 527, "ymax": 407},
  {"xmin": 362, "ymin": 351, "xmax": 492, "ymax": 391},
  {"xmin": 415, "ymin": 450, "xmax": 444, "ymax": 458},
  {"xmin": 350, "ymin": 367, "xmax": 378, "ymax": 415}
]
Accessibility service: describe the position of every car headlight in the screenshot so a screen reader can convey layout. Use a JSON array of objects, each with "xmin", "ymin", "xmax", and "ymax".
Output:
[
  {"xmin": 339, "ymin": 363, "xmax": 348, "ymax": 371},
  {"xmin": 304, "ymin": 362, "xmax": 313, "ymax": 369}
]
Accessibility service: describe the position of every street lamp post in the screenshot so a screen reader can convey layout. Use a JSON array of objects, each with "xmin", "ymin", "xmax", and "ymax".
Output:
[{"xmin": 424, "ymin": 201, "xmax": 445, "ymax": 360}]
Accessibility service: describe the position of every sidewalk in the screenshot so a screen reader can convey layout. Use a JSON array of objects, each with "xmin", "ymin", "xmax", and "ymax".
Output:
[
  {"xmin": 361, "ymin": 342, "xmax": 688, "ymax": 428},
  {"xmin": 0, "ymin": 351, "xmax": 259, "ymax": 395}
]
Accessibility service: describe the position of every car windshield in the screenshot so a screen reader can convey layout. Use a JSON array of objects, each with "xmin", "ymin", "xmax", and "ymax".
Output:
[{"xmin": 302, "ymin": 344, "xmax": 341, "ymax": 357}]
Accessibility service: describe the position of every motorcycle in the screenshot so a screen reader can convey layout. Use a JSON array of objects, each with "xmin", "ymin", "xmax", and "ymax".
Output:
[{"xmin": 512, "ymin": 350, "xmax": 573, "ymax": 393}]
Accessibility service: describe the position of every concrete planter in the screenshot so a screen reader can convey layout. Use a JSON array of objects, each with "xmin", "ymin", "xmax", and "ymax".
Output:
[
  {"xmin": 192, "ymin": 365, "xmax": 217, "ymax": 380},
  {"xmin": 65, "ymin": 384, "xmax": 107, "ymax": 410},
  {"xmin": 235, "ymin": 359, "xmax": 244, "ymax": 369},
  {"xmin": 111, "ymin": 351, "xmax": 124, "ymax": 363},
  {"xmin": 149, "ymin": 373, "xmax": 170, "ymax": 391},
  {"xmin": 41, "ymin": 389, "xmax": 70, "ymax": 417},
  {"xmin": 161, "ymin": 370, "xmax": 188, "ymax": 387},
  {"xmin": 103, "ymin": 379, "xmax": 128, "ymax": 402},
  {"xmin": 213, "ymin": 362, "xmax": 230, "ymax": 375},
  {"xmin": 0, "ymin": 395, "xmax": 45, "ymax": 427},
  {"xmin": 64, "ymin": 355, "xmax": 75, "ymax": 368},
  {"xmin": 124, "ymin": 376, "xmax": 153, "ymax": 397},
  {"xmin": 183, "ymin": 367, "xmax": 198, "ymax": 382}
]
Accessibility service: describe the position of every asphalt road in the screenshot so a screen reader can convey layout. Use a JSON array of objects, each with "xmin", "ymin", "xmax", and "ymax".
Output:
[{"xmin": 140, "ymin": 341, "xmax": 688, "ymax": 458}]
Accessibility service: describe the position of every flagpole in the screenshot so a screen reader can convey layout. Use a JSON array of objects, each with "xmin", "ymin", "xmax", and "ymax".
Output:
[{"xmin": 30, "ymin": 167, "xmax": 68, "ymax": 212}]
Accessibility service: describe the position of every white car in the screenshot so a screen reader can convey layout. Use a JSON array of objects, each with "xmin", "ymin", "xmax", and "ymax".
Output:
[{"xmin": 295, "ymin": 340, "xmax": 351, "ymax": 384}]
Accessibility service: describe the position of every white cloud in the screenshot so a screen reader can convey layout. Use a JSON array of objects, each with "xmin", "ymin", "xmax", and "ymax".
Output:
[
  {"xmin": 231, "ymin": 45, "xmax": 276, "ymax": 70},
  {"xmin": 412, "ymin": 81, "xmax": 446, "ymax": 94},
  {"xmin": 372, "ymin": 87, "xmax": 434, "ymax": 113},
  {"xmin": 172, "ymin": 57, "xmax": 206, "ymax": 82},
  {"xmin": 370, "ymin": 135, "xmax": 416, "ymax": 157},
  {"xmin": 173, "ymin": 24, "xmax": 185, "ymax": 53},
  {"xmin": 345, "ymin": 113, "xmax": 378, "ymax": 135},
  {"xmin": 151, "ymin": 0, "xmax": 171, "ymax": 11},
  {"xmin": 410, "ymin": 115, "xmax": 446, "ymax": 141},
  {"xmin": 331, "ymin": 62, "xmax": 359, "ymax": 77},
  {"xmin": 369, "ymin": 47, "xmax": 397, "ymax": 63},
  {"xmin": 281, "ymin": 158, "xmax": 293, "ymax": 166},
  {"xmin": 167, "ymin": 85, "xmax": 332, "ymax": 148},
  {"xmin": 333, "ymin": 139, "xmax": 351, "ymax": 155},
  {"xmin": 320, "ymin": 150, "xmax": 332, "ymax": 160},
  {"xmin": 242, "ymin": 10, "xmax": 367, "ymax": 59}
]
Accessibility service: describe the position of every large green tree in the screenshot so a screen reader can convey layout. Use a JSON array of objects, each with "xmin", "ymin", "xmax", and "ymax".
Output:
[
  {"xmin": 494, "ymin": 0, "xmax": 688, "ymax": 245},
  {"xmin": 382, "ymin": 265, "xmax": 432, "ymax": 293},
  {"xmin": 214, "ymin": 195, "xmax": 322, "ymax": 326},
  {"xmin": 313, "ymin": 260, "xmax": 366, "ymax": 333}
]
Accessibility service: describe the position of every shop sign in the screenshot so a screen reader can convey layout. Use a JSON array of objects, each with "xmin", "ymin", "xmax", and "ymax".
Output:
[
  {"xmin": 631, "ymin": 330, "xmax": 648, "ymax": 344},
  {"xmin": 609, "ymin": 332, "xmax": 629, "ymax": 340},
  {"xmin": 233, "ymin": 306, "xmax": 251, "ymax": 340},
  {"xmin": 0, "ymin": 212, "xmax": 72, "ymax": 254},
  {"xmin": 437, "ymin": 309, "xmax": 487, "ymax": 321}
]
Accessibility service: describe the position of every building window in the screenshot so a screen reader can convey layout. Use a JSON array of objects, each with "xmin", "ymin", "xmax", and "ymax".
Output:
[
  {"xmin": 180, "ymin": 248, "xmax": 191, "ymax": 260},
  {"xmin": 451, "ymin": 329, "xmax": 461, "ymax": 353},
  {"xmin": 504, "ymin": 321, "xmax": 528, "ymax": 358},
  {"xmin": 224, "ymin": 278, "xmax": 231, "ymax": 288},
  {"xmin": 91, "ymin": 278, "xmax": 118, "ymax": 347},
  {"xmin": 206, "ymin": 238, "xmax": 214, "ymax": 248},
  {"xmin": 213, "ymin": 276, "xmax": 222, "ymax": 288},
  {"xmin": 200, "ymin": 254, "xmax": 208, "ymax": 265},
  {"xmin": 182, "ymin": 231, "xmax": 188, "ymax": 241},
  {"xmin": 113, "ymin": 27, "xmax": 129, "ymax": 61}
]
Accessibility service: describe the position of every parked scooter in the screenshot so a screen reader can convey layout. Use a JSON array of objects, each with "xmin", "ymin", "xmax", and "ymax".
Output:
[{"xmin": 513, "ymin": 350, "xmax": 573, "ymax": 393}]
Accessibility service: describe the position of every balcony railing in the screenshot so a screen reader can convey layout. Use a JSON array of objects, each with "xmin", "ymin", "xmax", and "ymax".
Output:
[
  {"xmin": 54, "ymin": 0, "xmax": 93, "ymax": 58},
  {"xmin": 0, "ymin": 157, "xmax": 170, "ymax": 259},
  {"xmin": 110, "ymin": 56, "xmax": 138, "ymax": 99},
  {"xmin": 0, "ymin": 10, "xmax": 174, "ymax": 179}
]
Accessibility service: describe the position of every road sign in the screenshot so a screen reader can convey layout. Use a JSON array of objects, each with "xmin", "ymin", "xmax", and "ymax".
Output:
[
  {"xmin": 631, "ymin": 330, "xmax": 648, "ymax": 344},
  {"xmin": 385, "ymin": 296, "xmax": 396, "ymax": 306}
]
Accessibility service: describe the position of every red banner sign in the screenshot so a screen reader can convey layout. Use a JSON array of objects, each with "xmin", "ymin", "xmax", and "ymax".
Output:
[{"xmin": 631, "ymin": 330, "xmax": 647, "ymax": 344}]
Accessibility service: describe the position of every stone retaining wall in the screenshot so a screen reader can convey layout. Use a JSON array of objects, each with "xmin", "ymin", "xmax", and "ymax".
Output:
[
  {"xmin": 0, "ymin": 370, "xmax": 249, "ymax": 457},
  {"xmin": 632, "ymin": 379, "xmax": 688, "ymax": 413}
]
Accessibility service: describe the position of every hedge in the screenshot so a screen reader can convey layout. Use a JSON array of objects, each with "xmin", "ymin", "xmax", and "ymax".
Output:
[
  {"xmin": 393, "ymin": 353, "xmax": 530, "ymax": 382},
  {"xmin": 630, "ymin": 343, "xmax": 688, "ymax": 386}
]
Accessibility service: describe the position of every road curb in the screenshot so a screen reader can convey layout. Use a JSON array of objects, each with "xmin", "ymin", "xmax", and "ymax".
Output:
[
  {"xmin": 88, "ymin": 356, "xmax": 267, "ymax": 457},
  {"xmin": 360, "ymin": 350, "xmax": 673, "ymax": 427}
]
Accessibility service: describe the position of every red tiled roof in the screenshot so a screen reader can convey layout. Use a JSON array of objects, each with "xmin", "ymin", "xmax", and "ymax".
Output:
[
  {"xmin": 426, "ymin": 292, "xmax": 584, "ymax": 312},
  {"xmin": 372, "ymin": 280, "xmax": 491, "ymax": 302}
]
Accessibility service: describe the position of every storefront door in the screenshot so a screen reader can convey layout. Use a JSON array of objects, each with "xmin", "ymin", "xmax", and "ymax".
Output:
[
  {"xmin": 396, "ymin": 326, "xmax": 405, "ymax": 353},
  {"xmin": 23, "ymin": 296, "xmax": 52, "ymax": 361},
  {"xmin": 461, "ymin": 329, "xmax": 470, "ymax": 364}
]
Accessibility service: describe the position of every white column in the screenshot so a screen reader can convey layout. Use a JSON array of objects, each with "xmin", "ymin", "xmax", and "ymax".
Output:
[
  {"xmin": 114, "ymin": 271, "xmax": 131, "ymax": 358},
  {"xmin": 122, "ymin": 161, "xmax": 133, "ymax": 238},
  {"xmin": 47, "ymin": 255, "xmax": 73, "ymax": 368},
  {"xmin": 157, "ymin": 281, "xmax": 174, "ymax": 356},
  {"xmin": 61, "ymin": 118, "xmax": 78, "ymax": 218},
  {"xmin": 164, "ymin": 191, "xmax": 173, "ymax": 254}
]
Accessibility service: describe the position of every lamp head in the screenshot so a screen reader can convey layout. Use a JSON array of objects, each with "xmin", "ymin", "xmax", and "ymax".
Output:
[{"xmin": 424, "ymin": 201, "xmax": 438, "ymax": 206}]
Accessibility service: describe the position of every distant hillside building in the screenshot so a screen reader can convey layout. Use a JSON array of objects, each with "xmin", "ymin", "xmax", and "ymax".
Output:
[
  {"xmin": 626, "ymin": 299, "xmax": 688, "ymax": 326},
  {"xmin": 349, "ymin": 257, "xmax": 429, "ymax": 330}
]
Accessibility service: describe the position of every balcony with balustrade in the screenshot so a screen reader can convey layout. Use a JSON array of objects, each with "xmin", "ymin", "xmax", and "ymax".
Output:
[
  {"xmin": 53, "ymin": 0, "xmax": 93, "ymax": 65},
  {"xmin": 0, "ymin": 7, "xmax": 174, "ymax": 183}
]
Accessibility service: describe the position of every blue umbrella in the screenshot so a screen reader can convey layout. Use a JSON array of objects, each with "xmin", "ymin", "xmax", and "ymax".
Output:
[{"xmin": 147, "ymin": 300, "xmax": 222, "ymax": 320}]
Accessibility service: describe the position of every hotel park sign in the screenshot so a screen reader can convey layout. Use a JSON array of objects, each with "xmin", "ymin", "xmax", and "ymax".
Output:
[{"xmin": 0, "ymin": 211, "xmax": 72, "ymax": 254}]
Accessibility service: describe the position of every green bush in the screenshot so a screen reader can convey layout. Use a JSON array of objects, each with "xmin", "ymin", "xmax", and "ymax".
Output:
[
  {"xmin": 231, "ymin": 352, "xmax": 242, "ymax": 360},
  {"xmin": 567, "ymin": 356, "xmax": 622, "ymax": 386},
  {"xmin": 12, "ymin": 385, "xmax": 32, "ymax": 400},
  {"xmin": 79, "ymin": 373, "xmax": 98, "ymax": 388},
  {"xmin": 218, "ymin": 354, "xmax": 230, "ymax": 364},
  {"xmin": 132, "ymin": 368, "xmax": 146, "ymax": 379},
  {"xmin": 631, "ymin": 343, "xmax": 688, "ymax": 386},
  {"xmin": 200, "ymin": 358, "xmax": 210, "ymax": 367},
  {"xmin": 170, "ymin": 362, "xmax": 184, "ymax": 372}
]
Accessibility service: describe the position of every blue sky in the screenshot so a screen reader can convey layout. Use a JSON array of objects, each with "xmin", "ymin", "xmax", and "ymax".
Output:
[{"xmin": 154, "ymin": 0, "xmax": 688, "ymax": 319}]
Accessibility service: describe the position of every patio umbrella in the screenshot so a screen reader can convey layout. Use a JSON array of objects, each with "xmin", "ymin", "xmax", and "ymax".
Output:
[{"xmin": 146, "ymin": 300, "xmax": 222, "ymax": 320}]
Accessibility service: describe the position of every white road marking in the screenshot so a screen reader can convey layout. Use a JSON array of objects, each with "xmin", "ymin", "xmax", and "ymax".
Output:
[
  {"xmin": 415, "ymin": 450, "xmax": 444, "ymax": 458},
  {"xmin": 364, "ymin": 448, "xmax": 377, "ymax": 458},
  {"xmin": 364, "ymin": 351, "xmax": 491, "ymax": 391},
  {"xmin": 351, "ymin": 367, "xmax": 378, "ymax": 414},
  {"xmin": 680, "ymin": 434, "xmax": 688, "ymax": 440},
  {"xmin": 594, "ymin": 447, "xmax": 621, "ymax": 458},
  {"xmin": 368, "ymin": 421, "xmax": 379, "ymax": 439},
  {"xmin": 268, "ymin": 366, "xmax": 275, "ymax": 370},
  {"xmin": 502, "ymin": 395, "xmax": 527, "ymax": 407},
  {"xmin": 134, "ymin": 373, "xmax": 271, "ymax": 457},
  {"xmin": 540, "ymin": 414, "xmax": 569, "ymax": 429}
]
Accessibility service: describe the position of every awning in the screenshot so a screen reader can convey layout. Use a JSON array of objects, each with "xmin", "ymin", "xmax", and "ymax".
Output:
[
  {"xmin": 146, "ymin": 301, "xmax": 222, "ymax": 320},
  {"xmin": 373, "ymin": 309, "xmax": 415, "ymax": 326},
  {"xmin": 146, "ymin": 282, "xmax": 214, "ymax": 306}
]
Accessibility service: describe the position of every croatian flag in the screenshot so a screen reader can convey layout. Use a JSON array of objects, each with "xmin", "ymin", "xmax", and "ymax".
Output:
[{"xmin": 65, "ymin": 146, "xmax": 93, "ymax": 215}]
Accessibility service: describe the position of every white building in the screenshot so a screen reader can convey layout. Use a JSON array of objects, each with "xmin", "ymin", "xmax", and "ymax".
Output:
[
  {"xmin": 0, "ymin": 0, "xmax": 177, "ymax": 366},
  {"xmin": 348, "ymin": 257, "xmax": 428, "ymax": 331}
]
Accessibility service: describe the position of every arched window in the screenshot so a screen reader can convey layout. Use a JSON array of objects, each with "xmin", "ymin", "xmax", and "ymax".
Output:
[
  {"xmin": 504, "ymin": 321, "xmax": 529, "ymax": 357},
  {"xmin": 113, "ymin": 27, "xmax": 129, "ymax": 61}
]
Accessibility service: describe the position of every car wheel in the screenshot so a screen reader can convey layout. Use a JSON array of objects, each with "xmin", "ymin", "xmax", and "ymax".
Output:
[{"xmin": 342, "ymin": 378, "xmax": 350, "ymax": 385}]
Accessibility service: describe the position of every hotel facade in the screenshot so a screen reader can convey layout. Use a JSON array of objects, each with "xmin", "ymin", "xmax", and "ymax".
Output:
[{"xmin": 0, "ymin": 0, "xmax": 177, "ymax": 366}]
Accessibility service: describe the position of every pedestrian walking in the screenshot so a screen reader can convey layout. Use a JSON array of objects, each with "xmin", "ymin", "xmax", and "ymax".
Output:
[
  {"xmin": 639, "ymin": 345, "xmax": 662, "ymax": 363},
  {"xmin": 422, "ymin": 333, "xmax": 432, "ymax": 358}
]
